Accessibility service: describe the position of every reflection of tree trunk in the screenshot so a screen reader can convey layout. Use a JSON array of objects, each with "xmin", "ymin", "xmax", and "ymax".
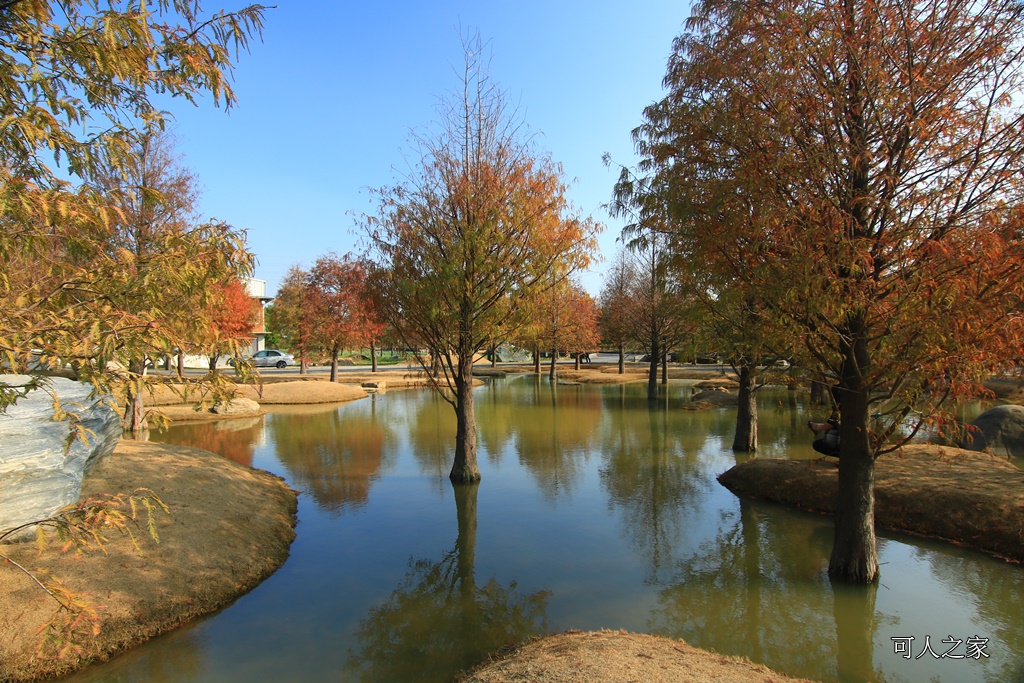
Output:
[
  {"xmin": 453, "ymin": 482, "xmax": 478, "ymax": 597},
  {"xmin": 739, "ymin": 499, "xmax": 763, "ymax": 664},
  {"xmin": 733, "ymin": 364, "xmax": 758, "ymax": 452},
  {"xmin": 832, "ymin": 582, "xmax": 877, "ymax": 682}
]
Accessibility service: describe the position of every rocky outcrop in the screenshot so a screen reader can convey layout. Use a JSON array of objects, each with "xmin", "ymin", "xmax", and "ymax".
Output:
[
  {"xmin": 0, "ymin": 375, "xmax": 121, "ymax": 538},
  {"xmin": 961, "ymin": 404, "xmax": 1024, "ymax": 458}
]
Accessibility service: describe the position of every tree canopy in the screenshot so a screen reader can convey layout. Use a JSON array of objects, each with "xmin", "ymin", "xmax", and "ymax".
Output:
[
  {"xmin": 1, "ymin": 0, "xmax": 268, "ymax": 410},
  {"xmin": 364, "ymin": 38, "xmax": 600, "ymax": 482}
]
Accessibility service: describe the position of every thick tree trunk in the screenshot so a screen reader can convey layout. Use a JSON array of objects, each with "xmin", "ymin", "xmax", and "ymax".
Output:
[
  {"xmin": 732, "ymin": 364, "xmax": 758, "ymax": 452},
  {"xmin": 371, "ymin": 340, "xmax": 378, "ymax": 372},
  {"xmin": 574, "ymin": 353, "xmax": 581, "ymax": 370},
  {"xmin": 330, "ymin": 345, "xmax": 339, "ymax": 383},
  {"xmin": 647, "ymin": 335, "xmax": 660, "ymax": 401},
  {"xmin": 549, "ymin": 347, "xmax": 557, "ymax": 381},
  {"xmin": 618, "ymin": 343, "xmax": 625, "ymax": 374},
  {"xmin": 123, "ymin": 359, "xmax": 148, "ymax": 433},
  {"xmin": 810, "ymin": 379, "xmax": 829, "ymax": 405},
  {"xmin": 300, "ymin": 354, "xmax": 308, "ymax": 375},
  {"xmin": 450, "ymin": 352, "xmax": 481, "ymax": 483},
  {"xmin": 208, "ymin": 354, "xmax": 218, "ymax": 374},
  {"xmin": 829, "ymin": 322, "xmax": 879, "ymax": 583}
]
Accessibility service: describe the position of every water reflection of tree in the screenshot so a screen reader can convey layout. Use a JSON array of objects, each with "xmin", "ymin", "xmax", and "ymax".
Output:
[
  {"xmin": 344, "ymin": 485, "xmax": 550, "ymax": 683},
  {"xmin": 507, "ymin": 380, "xmax": 603, "ymax": 500},
  {"xmin": 151, "ymin": 417, "xmax": 263, "ymax": 466},
  {"xmin": 406, "ymin": 391, "xmax": 458, "ymax": 482},
  {"xmin": 63, "ymin": 629, "xmax": 207, "ymax": 683},
  {"xmin": 918, "ymin": 548, "xmax": 1024, "ymax": 682},
  {"xmin": 270, "ymin": 400, "xmax": 394, "ymax": 514},
  {"xmin": 650, "ymin": 499, "xmax": 880, "ymax": 683},
  {"xmin": 598, "ymin": 388, "xmax": 709, "ymax": 583}
]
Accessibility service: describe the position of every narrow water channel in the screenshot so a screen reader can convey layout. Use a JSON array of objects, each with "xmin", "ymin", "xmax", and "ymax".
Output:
[{"xmin": 64, "ymin": 376, "xmax": 1024, "ymax": 683}]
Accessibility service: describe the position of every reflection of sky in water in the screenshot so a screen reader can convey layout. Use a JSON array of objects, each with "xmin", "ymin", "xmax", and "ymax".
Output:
[{"xmin": 68, "ymin": 379, "xmax": 1024, "ymax": 683}]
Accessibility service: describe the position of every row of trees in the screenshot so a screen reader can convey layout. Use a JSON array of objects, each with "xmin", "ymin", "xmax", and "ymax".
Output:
[
  {"xmin": 613, "ymin": 0, "xmax": 1024, "ymax": 583},
  {"xmin": 0, "ymin": 1, "xmax": 270, "ymax": 433},
  {"xmin": 269, "ymin": 254, "xmax": 385, "ymax": 381}
]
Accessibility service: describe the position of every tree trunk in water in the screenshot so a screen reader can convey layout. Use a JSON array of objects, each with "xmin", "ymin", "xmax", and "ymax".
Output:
[
  {"xmin": 810, "ymin": 379, "xmax": 828, "ymax": 405},
  {"xmin": 618, "ymin": 343, "xmax": 624, "ymax": 374},
  {"xmin": 450, "ymin": 352, "xmax": 481, "ymax": 483},
  {"xmin": 330, "ymin": 346, "xmax": 339, "ymax": 383},
  {"xmin": 371, "ymin": 340, "xmax": 378, "ymax": 372},
  {"xmin": 549, "ymin": 348, "xmax": 557, "ymax": 381},
  {"xmin": 732, "ymin": 364, "xmax": 758, "ymax": 452},
  {"xmin": 647, "ymin": 336, "xmax": 660, "ymax": 401},
  {"xmin": 533, "ymin": 343, "xmax": 541, "ymax": 374},
  {"xmin": 829, "ymin": 321, "xmax": 879, "ymax": 583}
]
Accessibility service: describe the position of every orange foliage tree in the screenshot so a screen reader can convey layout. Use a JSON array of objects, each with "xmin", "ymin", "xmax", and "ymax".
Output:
[
  {"xmin": 536, "ymin": 281, "xmax": 601, "ymax": 380},
  {"xmin": 631, "ymin": 0, "xmax": 1024, "ymax": 582},
  {"xmin": 202, "ymin": 278, "xmax": 259, "ymax": 372},
  {"xmin": 364, "ymin": 39, "xmax": 600, "ymax": 483},
  {"xmin": 307, "ymin": 253, "xmax": 385, "ymax": 382}
]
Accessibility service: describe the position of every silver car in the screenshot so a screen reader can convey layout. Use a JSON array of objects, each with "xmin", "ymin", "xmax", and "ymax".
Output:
[{"xmin": 249, "ymin": 349, "xmax": 296, "ymax": 368}]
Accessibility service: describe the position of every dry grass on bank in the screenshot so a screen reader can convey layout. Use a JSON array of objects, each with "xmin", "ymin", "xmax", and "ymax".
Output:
[{"xmin": 0, "ymin": 441, "xmax": 297, "ymax": 682}]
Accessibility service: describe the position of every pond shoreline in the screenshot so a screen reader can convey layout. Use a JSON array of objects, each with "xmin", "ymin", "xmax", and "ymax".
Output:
[{"xmin": 719, "ymin": 444, "xmax": 1024, "ymax": 564}]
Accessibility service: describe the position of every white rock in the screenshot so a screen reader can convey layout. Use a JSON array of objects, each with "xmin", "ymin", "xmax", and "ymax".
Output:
[{"xmin": 0, "ymin": 374, "xmax": 121, "ymax": 539}]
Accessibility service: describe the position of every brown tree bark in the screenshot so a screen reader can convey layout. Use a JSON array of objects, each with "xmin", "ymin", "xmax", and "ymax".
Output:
[
  {"xmin": 732, "ymin": 363, "xmax": 758, "ymax": 452},
  {"xmin": 450, "ymin": 351, "xmax": 481, "ymax": 483}
]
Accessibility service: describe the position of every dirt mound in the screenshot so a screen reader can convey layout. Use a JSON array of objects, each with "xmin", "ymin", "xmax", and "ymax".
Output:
[
  {"xmin": 234, "ymin": 380, "xmax": 366, "ymax": 404},
  {"xmin": 0, "ymin": 441, "xmax": 297, "ymax": 681},
  {"xmin": 461, "ymin": 630, "xmax": 815, "ymax": 683},
  {"xmin": 718, "ymin": 444, "xmax": 1024, "ymax": 563}
]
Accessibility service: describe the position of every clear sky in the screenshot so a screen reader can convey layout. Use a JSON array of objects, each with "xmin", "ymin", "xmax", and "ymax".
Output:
[{"xmin": 163, "ymin": 1, "xmax": 692, "ymax": 297}]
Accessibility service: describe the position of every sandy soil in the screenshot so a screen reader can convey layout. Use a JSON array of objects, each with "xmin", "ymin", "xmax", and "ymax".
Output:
[
  {"xmin": 0, "ymin": 442, "xmax": 297, "ymax": 682},
  {"xmin": 461, "ymin": 631, "xmax": 815, "ymax": 683}
]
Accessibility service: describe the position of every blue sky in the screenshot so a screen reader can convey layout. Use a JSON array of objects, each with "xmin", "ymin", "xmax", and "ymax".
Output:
[{"xmin": 164, "ymin": 1, "xmax": 691, "ymax": 296}]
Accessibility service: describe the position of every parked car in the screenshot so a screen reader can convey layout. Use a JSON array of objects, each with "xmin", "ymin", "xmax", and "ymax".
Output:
[{"xmin": 230, "ymin": 349, "xmax": 296, "ymax": 369}]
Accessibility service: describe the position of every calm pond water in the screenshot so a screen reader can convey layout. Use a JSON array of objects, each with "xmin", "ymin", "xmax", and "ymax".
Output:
[{"xmin": 64, "ymin": 376, "xmax": 1024, "ymax": 683}]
